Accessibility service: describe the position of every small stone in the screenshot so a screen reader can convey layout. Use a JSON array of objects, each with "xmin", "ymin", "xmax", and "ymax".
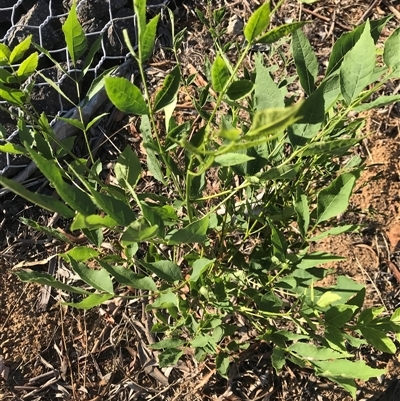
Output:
[{"xmin": 227, "ymin": 15, "xmax": 243, "ymax": 36}]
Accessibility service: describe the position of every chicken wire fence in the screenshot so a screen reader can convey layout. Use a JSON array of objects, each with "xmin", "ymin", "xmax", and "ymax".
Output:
[{"xmin": 0, "ymin": 0, "xmax": 170, "ymax": 176}]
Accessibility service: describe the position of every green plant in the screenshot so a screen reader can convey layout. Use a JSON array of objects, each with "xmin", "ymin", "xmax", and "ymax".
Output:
[{"xmin": 1, "ymin": 0, "xmax": 400, "ymax": 397}]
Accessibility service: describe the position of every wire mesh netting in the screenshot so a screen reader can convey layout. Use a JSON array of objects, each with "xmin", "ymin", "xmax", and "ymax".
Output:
[{"xmin": 0, "ymin": 0, "xmax": 170, "ymax": 176}]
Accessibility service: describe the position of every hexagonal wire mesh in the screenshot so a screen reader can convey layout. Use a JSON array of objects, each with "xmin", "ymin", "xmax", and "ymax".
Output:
[{"xmin": 0, "ymin": 0, "xmax": 170, "ymax": 177}]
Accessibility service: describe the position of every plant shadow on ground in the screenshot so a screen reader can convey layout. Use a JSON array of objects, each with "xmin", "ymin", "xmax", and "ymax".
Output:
[{"xmin": 1, "ymin": 0, "xmax": 400, "ymax": 400}]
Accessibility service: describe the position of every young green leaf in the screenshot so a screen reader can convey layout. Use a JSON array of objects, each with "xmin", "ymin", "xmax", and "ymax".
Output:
[
  {"xmin": 216, "ymin": 352, "xmax": 230, "ymax": 378},
  {"xmin": 63, "ymin": 247, "xmax": 99, "ymax": 262},
  {"xmin": 383, "ymin": 27, "xmax": 400, "ymax": 72},
  {"xmin": 353, "ymin": 95, "xmax": 400, "ymax": 112},
  {"xmin": 308, "ymin": 225, "xmax": 360, "ymax": 241},
  {"xmin": 105, "ymin": 76, "xmax": 148, "ymax": 115},
  {"xmin": 16, "ymin": 52, "xmax": 38, "ymax": 80},
  {"xmin": 0, "ymin": 84, "xmax": 26, "ymax": 106},
  {"xmin": 340, "ymin": 20, "xmax": 375, "ymax": 104},
  {"xmin": 62, "ymin": 0, "xmax": 88, "ymax": 65},
  {"xmin": 0, "ymin": 43, "xmax": 11, "ymax": 64},
  {"xmin": 9, "ymin": 35, "xmax": 32, "ymax": 64},
  {"xmin": 316, "ymin": 173, "xmax": 357, "ymax": 224},
  {"xmin": 244, "ymin": 2, "xmax": 270, "ymax": 43},
  {"xmin": 292, "ymin": 29, "xmax": 318, "ymax": 95},
  {"xmin": 169, "ymin": 215, "xmax": 209, "ymax": 244},
  {"xmin": 0, "ymin": 143, "xmax": 28, "ymax": 155},
  {"xmin": 154, "ymin": 66, "xmax": 181, "ymax": 112},
  {"xmin": 211, "ymin": 55, "xmax": 230, "ymax": 92},
  {"xmin": 134, "ymin": 0, "xmax": 147, "ymax": 38},
  {"xmin": 140, "ymin": 15, "xmax": 160, "ymax": 62},
  {"xmin": 297, "ymin": 252, "xmax": 345, "ymax": 270}
]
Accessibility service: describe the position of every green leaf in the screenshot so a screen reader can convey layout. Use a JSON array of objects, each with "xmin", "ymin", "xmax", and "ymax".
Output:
[
  {"xmin": 0, "ymin": 176, "xmax": 74, "ymax": 218},
  {"xmin": 359, "ymin": 326, "xmax": 396, "ymax": 354},
  {"xmin": 98, "ymin": 260, "xmax": 157, "ymax": 291},
  {"xmin": 326, "ymin": 24, "xmax": 365, "ymax": 76},
  {"xmin": 289, "ymin": 74, "xmax": 340, "ymax": 146},
  {"xmin": 13, "ymin": 268, "xmax": 91, "ymax": 295},
  {"xmin": 9, "ymin": 35, "xmax": 32, "ymax": 64},
  {"xmin": 289, "ymin": 343, "xmax": 351, "ymax": 360},
  {"xmin": 216, "ymin": 352, "xmax": 230, "ymax": 378},
  {"xmin": 154, "ymin": 66, "xmax": 181, "ymax": 112},
  {"xmin": 140, "ymin": 116, "xmax": 165, "ymax": 183},
  {"xmin": 62, "ymin": 0, "xmax": 87, "ymax": 65},
  {"xmin": 69, "ymin": 258, "xmax": 114, "ymax": 294},
  {"xmin": 169, "ymin": 215, "xmax": 209, "ymax": 244},
  {"xmin": 340, "ymin": 20, "xmax": 375, "ymax": 104},
  {"xmin": 190, "ymin": 258, "xmax": 215, "ymax": 282},
  {"xmin": 63, "ymin": 247, "xmax": 99, "ymax": 262},
  {"xmin": 115, "ymin": 145, "xmax": 142, "ymax": 189},
  {"xmin": 134, "ymin": 0, "xmax": 146, "ymax": 37},
  {"xmin": 158, "ymin": 348, "xmax": 183, "ymax": 367},
  {"xmin": 64, "ymin": 293, "xmax": 114, "ymax": 309},
  {"xmin": 105, "ymin": 77, "xmax": 148, "ymax": 115},
  {"xmin": 38, "ymin": 74, "xmax": 75, "ymax": 105},
  {"xmin": 226, "ymin": 79, "xmax": 253, "ymax": 100},
  {"xmin": 0, "ymin": 143, "xmax": 28, "ymax": 155},
  {"xmin": 330, "ymin": 377, "xmax": 357, "ymax": 399},
  {"xmin": 140, "ymin": 15, "xmax": 159, "ymax": 62},
  {"xmin": 211, "ymin": 55, "xmax": 230, "ymax": 92},
  {"xmin": 0, "ymin": 43, "xmax": 11, "ymax": 64},
  {"xmin": 121, "ymin": 219, "xmax": 159, "ymax": 244},
  {"xmin": 302, "ymin": 138, "xmax": 360, "ymax": 156},
  {"xmin": 255, "ymin": 55, "xmax": 285, "ymax": 109},
  {"xmin": 214, "ymin": 153, "xmax": 254, "ymax": 167},
  {"xmin": 269, "ymin": 220, "xmax": 287, "ymax": 262},
  {"xmin": 82, "ymin": 35, "xmax": 103, "ymax": 76},
  {"xmin": 383, "ymin": 27, "xmax": 400, "ymax": 72},
  {"xmin": 20, "ymin": 217, "xmax": 72, "ymax": 243},
  {"xmin": 312, "ymin": 359, "xmax": 385, "ymax": 380},
  {"xmin": 257, "ymin": 22, "xmax": 308, "ymax": 45},
  {"xmin": 16, "ymin": 52, "xmax": 38, "ymax": 80},
  {"xmin": 71, "ymin": 213, "xmax": 118, "ymax": 231},
  {"xmin": 244, "ymin": 2, "xmax": 270, "ymax": 42},
  {"xmin": 324, "ymin": 326, "xmax": 346, "ymax": 352},
  {"xmin": 390, "ymin": 308, "xmax": 400, "ymax": 324},
  {"xmin": 149, "ymin": 290, "xmax": 179, "ymax": 310},
  {"xmin": 353, "ymin": 95, "xmax": 400, "ymax": 112},
  {"xmin": 150, "ymin": 339, "xmax": 185, "ymax": 350},
  {"xmin": 0, "ymin": 84, "xmax": 26, "ymax": 106},
  {"xmin": 141, "ymin": 260, "xmax": 183, "ymax": 283},
  {"xmin": 294, "ymin": 188, "xmax": 309, "ymax": 237},
  {"xmin": 315, "ymin": 291, "xmax": 342, "ymax": 308},
  {"xmin": 247, "ymin": 102, "xmax": 302, "ymax": 138},
  {"xmin": 271, "ymin": 347, "xmax": 286, "ymax": 373},
  {"xmin": 324, "ymin": 304, "xmax": 358, "ymax": 327},
  {"xmin": 257, "ymin": 165, "xmax": 299, "ymax": 181},
  {"xmin": 25, "ymin": 148, "xmax": 96, "ymax": 215},
  {"xmin": 316, "ymin": 173, "xmax": 356, "ymax": 224},
  {"xmin": 292, "ymin": 29, "xmax": 318, "ymax": 95},
  {"xmin": 309, "ymin": 225, "xmax": 360, "ymax": 241},
  {"xmin": 297, "ymin": 252, "xmax": 345, "ymax": 269}
]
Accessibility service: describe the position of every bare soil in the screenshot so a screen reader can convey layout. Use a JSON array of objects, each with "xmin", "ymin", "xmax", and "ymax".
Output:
[{"xmin": 1, "ymin": 0, "xmax": 400, "ymax": 400}]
